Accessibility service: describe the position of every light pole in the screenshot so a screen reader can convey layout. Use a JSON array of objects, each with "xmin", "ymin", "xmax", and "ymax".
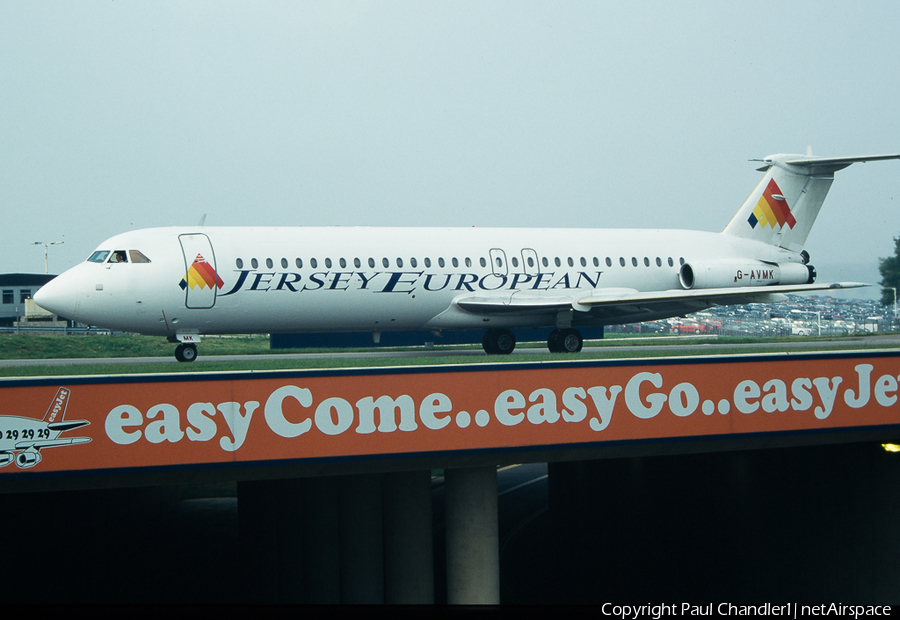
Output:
[{"xmin": 32, "ymin": 241, "xmax": 63, "ymax": 274}]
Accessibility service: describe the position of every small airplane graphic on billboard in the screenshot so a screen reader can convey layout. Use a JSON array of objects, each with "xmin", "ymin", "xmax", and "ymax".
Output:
[{"xmin": 0, "ymin": 387, "xmax": 91, "ymax": 469}]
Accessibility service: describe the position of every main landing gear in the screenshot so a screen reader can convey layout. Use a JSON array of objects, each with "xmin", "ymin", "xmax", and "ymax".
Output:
[
  {"xmin": 174, "ymin": 343, "xmax": 198, "ymax": 363},
  {"xmin": 482, "ymin": 328, "xmax": 516, "ymax": 355},
  {"xmin": 548, "ymin": 328, "xmax": 583, "ymax": 353},
  {"xmin": 480, "ymin": 327, "xmax": 584, "ymax": 354}
]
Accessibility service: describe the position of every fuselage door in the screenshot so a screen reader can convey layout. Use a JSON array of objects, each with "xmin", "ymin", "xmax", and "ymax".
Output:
[
  {"xmin": 489, "ymin": 248, "xmax": 508, "ymax": 277},
  {"xmin": 521, "ymin": 248, "xmax": 540, "ymax": 276},
  {"xmin": 178, "ymin": 233, "xmax": 221, "ymax": 309}
]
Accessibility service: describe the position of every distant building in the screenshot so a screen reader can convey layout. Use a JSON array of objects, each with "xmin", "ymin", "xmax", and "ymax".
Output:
[{"xmin": 0, "ymin": 273, "xmax": 57, "ymax": 326}]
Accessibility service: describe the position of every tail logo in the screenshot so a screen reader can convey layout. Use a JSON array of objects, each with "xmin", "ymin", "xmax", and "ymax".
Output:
[
  {"xmin": 179, "ymin": 254, "xmax": 225, "ymax": 290},
  {"xmin": 748, "ymin": 179, "xmax": 796, "ymax": 230}
]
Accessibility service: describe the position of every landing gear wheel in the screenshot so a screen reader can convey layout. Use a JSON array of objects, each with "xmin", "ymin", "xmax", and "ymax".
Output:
[
  {"xmin": 175, "ymin": 343, "xmax": 198, "ymax": 363},
  {"xmin": 482, "ymin": 331, "xmax": 497, "ymax": 354},
  {"xmin": 482, "ymin": 328, "xmax": 516, "ymax": 355},
  {"xmin": 558, "ymin": 328, "xmax": 583, "ymax": 353},
  {"xmin": 547, "ymin": 329, "xmax": 562, "ymax": 353}
]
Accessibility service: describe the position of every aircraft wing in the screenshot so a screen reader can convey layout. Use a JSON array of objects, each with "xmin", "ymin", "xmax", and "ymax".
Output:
[
  {"xmin": 16, "ymin": 437, "xmax": 91, "ymax": 450},
  {"xmin": 455, "ymin": 282, "xmax": 868, "ymax": 321}
]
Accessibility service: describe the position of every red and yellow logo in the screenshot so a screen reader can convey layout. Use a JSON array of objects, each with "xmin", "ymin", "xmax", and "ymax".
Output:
[
  {"xmin": 748, "ymin": 179, "xmax": 796, "ymax": 230},
  {"xmin": 179, "ymin": 254, "xmax": 224, "ymax": 290}
]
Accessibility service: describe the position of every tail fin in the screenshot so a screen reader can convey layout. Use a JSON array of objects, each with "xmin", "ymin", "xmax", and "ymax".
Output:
[
  {"xmin": 42, "ymin": 387, "xmax": 70, "ymax": 423},
  {"xmin": 723, "ymin": 153, "xmax": 900, "ymax": 253}
]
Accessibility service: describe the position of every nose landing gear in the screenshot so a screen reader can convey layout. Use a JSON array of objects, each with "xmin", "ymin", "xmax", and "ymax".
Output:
[
  {"xmin": 174, "ymin": 343, "xmax": 198, "ymax": 363},
  {"xmin": 169, "ymin": 334, "xmax": 201, "ymax": 362}
]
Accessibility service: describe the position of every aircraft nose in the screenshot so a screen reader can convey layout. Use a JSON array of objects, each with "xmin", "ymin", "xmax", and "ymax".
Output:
[{"xmin": 33, "ymin": 274, "xmax": 78, "ymax": 320}]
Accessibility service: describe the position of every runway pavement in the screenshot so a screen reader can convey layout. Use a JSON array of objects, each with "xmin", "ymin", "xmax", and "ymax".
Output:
[{"xmin": 2, "ymin": 334, "xmax": 899, "ymax": 368}]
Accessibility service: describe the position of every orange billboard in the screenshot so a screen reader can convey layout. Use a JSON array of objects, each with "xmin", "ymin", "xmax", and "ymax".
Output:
[{"xmin": 2, "ymin": 351, "xmax": 900, "ymax": 475}]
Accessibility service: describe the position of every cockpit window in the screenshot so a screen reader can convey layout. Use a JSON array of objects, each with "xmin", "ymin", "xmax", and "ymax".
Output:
[
  {"xmin": 109, "ymin": 250, "xmax": 128, "ymax": 263},
  {"xmin": 88, "ymin": 251, "xmax": 110, "ymax": 263},
  {"xmin": 129, "ymin": 250, "xmax": 151, "ymax": 263}
]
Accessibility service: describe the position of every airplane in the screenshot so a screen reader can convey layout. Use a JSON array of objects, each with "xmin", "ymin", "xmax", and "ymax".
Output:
[
  {"xmin": 34, "ymin": 152, "xmax": 899, "ymax": 362},
  {"xmin": 0, "ymin": 387, "xmax": 91, "ymax": 469}
]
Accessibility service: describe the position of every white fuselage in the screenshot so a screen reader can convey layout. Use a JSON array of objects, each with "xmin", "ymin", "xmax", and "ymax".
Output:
[{"xmin": 35, "ymin": 226, "xmax": 798, "ymax": 337}]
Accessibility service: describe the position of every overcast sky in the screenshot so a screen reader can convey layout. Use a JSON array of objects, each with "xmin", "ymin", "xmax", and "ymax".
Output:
[{"xmin": 2, "ymin": 1, "xmax": 898, "ymax": 298}]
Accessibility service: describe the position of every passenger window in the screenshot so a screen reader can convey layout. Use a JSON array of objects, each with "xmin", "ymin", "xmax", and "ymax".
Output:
[
  {"xmin": 452, "ymin": 258, "xmax": 459, "ymax": 268},
  {"xmin": 368, "ymin": 258, "xmax": 376, "ymax": 268},
  {"xmin": 236, "ymin": 258, "xmax": 244, "ymax": 269},
  {"xmin": 88, "ymin": 250, "xmax": 110, "ymax": 263},
  {"xmin": 619, "ymin": 257, "xmax": 626, "ymax": 267},
  {"xmin": 252, "ymin": 258, "xmax": 259, "ymax": 269},
  {"xmin": 554, "ymin": 257, "xmax": 561, "ymax": 267},
  {"xmin": 644, "ymin": 257, "xmax": 650, "ymax": 267},
  {"xmin": 479, "ymin": 257, "xmax": 486, "ymax": 267},
  {"xmin": 679, "ymin": 257, "xmax": 685, "ymax": 265},
  {"xmin": 310, "ymin": 258, "xmax": 318, "ymax": 269},
  {"xmin": 425, "ymin": 258, "xmax": 432, "ymax": 268},
  {"xmin": 632, "ymin": 257, "xmax": 638, "ymax": 267},
  {"xmin": 606, "ymin": 257, "xmax": 612, "ymax": 267},
  {"xmin": 542, "ymin": 257, "xmax": 549, "ymax": 268},
  {"xmin": 527, "ymin": 256, "xmax": 534, "ymax": 267},
  {"xmin": 296, "ymin": 258, "xmax": 303, "ymax": 268},
  {"xmin": 512, "ymin": 257, "xmax": 519, "ymax": 267},
  {"xmin": 593, "ymin": 257, "xmax": 600, "ymax": 267},
  {"xmin": 382, "ymin": 258, "xmax": 390, "ymax": 268},
  {"xmin": 129, "ymin": 250, "xmax": 151, "ymax": 263},
  {"xmin": 340, "ymin": 258, "xmax": 347, "ymax": 268},
  {"xmin": 656, "ymin": 257, "xmax": 662, "ymax": 267},
  {"xmin": 266, "ymin": 258, "xmax": 274, "ymax": 269},
  {"xmin": 438, "ymin": 258, "xmax": 445, "ymax": 268},
  {"xmin": 354, "ymin": 258, "xmax": 361, "ymax": 268},
  {"xmin": 465, "ymin": 258, "xmax": 472, "ymax": 267},
  {"xmin": 396, "ymin": 258, "xmax": 403, "ymax": 268},
  {"xmin": 281, "ymin": 258, "xmax": 288, "ymax": 269},
  {"xmin": 668, "ymin": 257, "xmax": 674, "ymax": 267},
  {"xmin": 411, "ymin": 257, "xmax": 418, "ymax": 268},
  {"xmin": 567, "ymin": 257, "xmax": 574, "ymax": 267},
  {"xmin": 325, "ymin": 258, "xmax": 332, "ymax": 268}
]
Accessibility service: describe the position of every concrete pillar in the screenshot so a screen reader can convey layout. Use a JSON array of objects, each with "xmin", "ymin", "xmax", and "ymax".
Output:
[
  {"xmin": 384, "ymin": 470, "xmax": 434, "ymax": 604},
  {"xmin": 301, "ymin": 476, "xmax": 341, "ymax": 604},
  {"xmin": 339, "ymin": 473, "xmax": 384, "ymax": 603},
  {"xmin": 444, "ymin": 466, "xmax": 500, "ymax": 604}
]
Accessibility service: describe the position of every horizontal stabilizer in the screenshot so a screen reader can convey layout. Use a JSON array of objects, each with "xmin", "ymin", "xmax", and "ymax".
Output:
[
  {"xmin": 781, "ymin": 154, "xmax": 900, "ymax": 173},
  {"xmin": 47, "ymin": 420, "xmax": 90, "ymax": 432}
]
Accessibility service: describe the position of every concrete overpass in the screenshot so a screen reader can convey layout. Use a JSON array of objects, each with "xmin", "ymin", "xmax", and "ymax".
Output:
[{"xmin": 1, "ymin": 350, "xmax": 898, "ymax": 603}]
